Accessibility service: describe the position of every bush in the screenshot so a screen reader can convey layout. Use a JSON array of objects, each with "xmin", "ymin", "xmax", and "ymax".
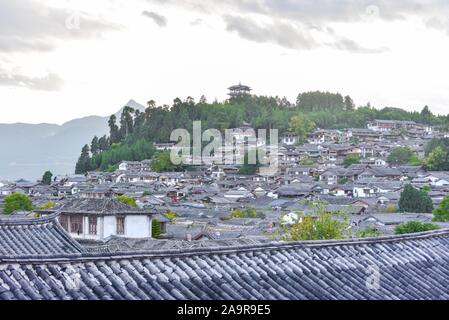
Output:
[
  {"xmin": 231, "ymin": 207, "xmax": 265, "ymax": 219},
  {"xmin": 394, "ymin": 221, "xmax": 440, "ymax": 235},
  {"xmin": 279, "ymin": 202, "xmax": 350, "ymax": 241},
  {"xmin": 356, "ymin": 226, "xmax": 382, "ymax": 238},
  {"xmin": 115, "ymin": 195, "xmax": 137, "ymax": 207},
  {"xmin": 164, "ymin": 210, "xmax": 177, "ymax": 220},
  {"xmin": 385, "ymin": 203, "xmax": 397, "ymax": 213}
]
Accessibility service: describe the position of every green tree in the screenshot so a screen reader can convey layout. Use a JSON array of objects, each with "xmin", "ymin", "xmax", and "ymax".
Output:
[
  {"xmin": 152, "ymin": 219, "xmax": 162, "ymax": 239},
  {"xmin": 150, "ymin": 151, "xmax": 184, "ymax": 172},
  {"xmin": 425, "ymin": 146, "xmax": 449, "ymax": 171},
  {"xmin": 387, "ymin": 147, "xmax": 420, "ymax": 166},
  {"xmin": 115, "ymin": 195, "xmax": 137, "ymax": 207},
  {"xmin": 433, "ymin": 195, "xmax": 449, "ymax": 222},
  {"xmin": 344, "ymin": 95, "xmax": 355, "ymax": 111},
  {"xmin": 90, "ymin": 136, "xmax": 100, "ymax": 155},
  {"xmin": 288, "ymin": 114, "xmax": 316, "ymax": 144},
  {"xmin": 75, "ymin": 144, "xmax": 91, "ymax": 174},
  {"xmin": 238, "ymin": 152, "xmax": 260, "ymax": 175},
  {"xmin": 394, "ymin": 221, "xmax": 439, "ymax": 235},
  {"xmin": 3, "ymin": 193, "xmax": 34, "ymax": 215},
  {"xmin": 343, "ymin": 154, "xmax": 361, "ymax": 168},
  {"xmin": 398, "ymin": 184, "xmax": 433, "ymax": 213},
  {"xmin": 108, "ymin": 114, "xmax": 121, "ymax": 144},
  {"xmin": 98, "ymin": 135, "xmax": 110, "ymax": 152},
  {"xmin": 41, "ymin": 171, "xmax": 53, "ymax": 185}
]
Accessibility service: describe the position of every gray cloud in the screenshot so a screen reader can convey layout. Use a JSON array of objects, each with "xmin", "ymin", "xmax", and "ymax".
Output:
[
  {"xmin": 142, "ymin": 10, "xmax": 168, "ymax": 27},
  {"xmin": 224, "ymin": 15, "xmax": 316, "ymax": 50},
  {"xmin": 149, "ymin": 0, "xmax": 449, "ymax": 51},
  {"xmin": 0, "ymin": 0, "xmax": 120, "ymax": 53},
  {"xmin": 0, "ymin": 69, "xmax": 64, "ymax": 91}
]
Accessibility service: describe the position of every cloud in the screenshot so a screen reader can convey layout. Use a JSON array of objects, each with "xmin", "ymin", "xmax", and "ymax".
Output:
[
  {"xmin": 224, "ymin": 15, "xmax": 317, "ymax": 50},
  {"xmin": 149, "ymin": 0, "xmax": 449, "ymax": 50},
  {"xmin": 142, "ymin": 11, "xmax": 168, "ymax": 27},
  {"xmin": 0, "ymin": 0, "xmax": 120, "ymax": 53},
  {"xmin": 0, "ymin": 68, "xmax": 64, "ymax": 91}
]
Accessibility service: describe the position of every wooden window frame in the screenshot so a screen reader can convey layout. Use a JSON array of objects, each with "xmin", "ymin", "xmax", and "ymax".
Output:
[
  {"xmin": 116, "ymin": 216, "xmax": 125, "ymax": 235},
  {"xmin": 88, "ymin": 216, "xmax": 97, "ymax": 235},
  {"xmin": 70, "ymin": 215, "xmax": 83, "ymax": 235}
]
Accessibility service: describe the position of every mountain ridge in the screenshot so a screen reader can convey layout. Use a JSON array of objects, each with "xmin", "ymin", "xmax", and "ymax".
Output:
[{"xmin": 0, "ymin": 99, "xmax": 146, "ymax": 181}]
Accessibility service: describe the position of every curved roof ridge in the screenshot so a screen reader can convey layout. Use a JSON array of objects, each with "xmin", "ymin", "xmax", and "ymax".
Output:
[
  {"xmin": 0, "ymin": 212, "xmax": 60, "ymax": 225},
  {"xmin": 2, "ymin": 227, "xmax": 448, "ymax": 263}
]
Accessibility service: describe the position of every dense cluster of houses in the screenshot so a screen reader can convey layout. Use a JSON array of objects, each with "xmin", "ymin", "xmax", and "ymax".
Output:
[{"xmin": 2, "ymin": 119, "xmax": 449, "ymax": 244}]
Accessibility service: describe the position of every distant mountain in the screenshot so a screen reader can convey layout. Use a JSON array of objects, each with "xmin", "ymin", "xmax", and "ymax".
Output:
[{"xmin": 0, "ymin": 100, "xmax": 146, "ymax": 181}]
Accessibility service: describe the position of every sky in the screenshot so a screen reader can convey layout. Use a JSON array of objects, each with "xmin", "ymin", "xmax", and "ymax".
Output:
[{"xmin": 1, "ymin": 0, "xmax": 449, "ymax": 124}]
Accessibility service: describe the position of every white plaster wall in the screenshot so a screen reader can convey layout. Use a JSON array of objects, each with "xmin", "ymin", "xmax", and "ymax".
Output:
[
  {"xmin": 126, "ymin": 215, "xmax": 151, "ymax": 238},
  {"xmin": 103, "ymin": 216, "xmax": 117, "ymax": 238}
]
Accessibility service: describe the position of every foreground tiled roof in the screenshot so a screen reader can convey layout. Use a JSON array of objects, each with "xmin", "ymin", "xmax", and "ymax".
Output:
[
  {"xmin": 1, "ymin": 215, "xmax": 449, "ymax": 300},
  {"xmin": 0, "ymin": 214, "xmax": 84, "ymax": 260}
]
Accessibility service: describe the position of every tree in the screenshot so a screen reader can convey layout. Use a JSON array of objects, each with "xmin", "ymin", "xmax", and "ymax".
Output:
[
  {"xmin": 98, "ymin": 135, "xmax": 109, "ymax": 152},
  {"xmin": 90, "ymin": 136, "xmax": 99, "ymax": 155},
  {"xmin": 108, "ymin": 115, "xmax": 121, "ymax": 144},
  {"xmin": 387, "ymin": 147, "xmax": 420, "ymax": 166},
  {"xmin": 150, "ymin": 151, "xmax": 184, "ymax": 172},
  {"xmin": 115, "ymin": 195, "xmax": 137, "ymax": 207},
  {"xmin": 433, "ymin": 195, "xmax": 449, "ymax": 222},
  {"xmin": 279, "ymin": 202, "xmax": 350, "ymax": 241},
  {"xmin": 343, "ymin": 154, "xmax": 360, "ymax": 168},
  {"xmin": 238, "ymin": 152, "xmax": 260, "ymax": 175},
  {"xmin": 398, "ymin": 184, "xmax": 433, "ymax": 213},
  {"xmin": 152, "ymin": 219, "xmax": 162, "ymax": 239},
  {"xmin": 3, "ymin": 193, "xmax": 34, "ymax": 215},
  {"xmin": 75, "ymin": 144, "xmax": 91, "ymax": 174},
  {"xmin": 344, "ymin": 95, "xmax": 355, "ymax": 111},
  {"xmin": 41, "ymin": 171, "xmax": 53, "ymax": 185},
  {"xmin": 394, "ymin": 221, "xmax": 439, "ymax": 235},
  {"xmin": 288, "ymin": 114, "xmax": 316, "ymax": 144},
  {"xmin": 425, "ymin": 146, "xmax": 449, "ymax": 171}
]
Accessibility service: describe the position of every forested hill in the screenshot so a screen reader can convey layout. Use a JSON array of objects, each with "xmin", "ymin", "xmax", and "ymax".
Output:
[{"xmin": 75, "ymin": 91, "xmax": 449, "ymax": 174}]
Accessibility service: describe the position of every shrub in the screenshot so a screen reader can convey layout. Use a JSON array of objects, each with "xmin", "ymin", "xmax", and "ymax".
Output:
[
  {"xmin": 279, "ymin": 202, "xmax": 350, "ymax": 241},
  {"xmin": 356, "ymin": 226, "xmax": 382, "ymax": 238},
  {"xmin": 394, "ymin": 221, "xmax": 439, "ymax": 235},
  {"xmin": 115, "ymin": 195, "xmax": 137, "ymax": 207},
  {"xmin": 164, "ymin": 210, "xmax": 177, "ymax": 220}
]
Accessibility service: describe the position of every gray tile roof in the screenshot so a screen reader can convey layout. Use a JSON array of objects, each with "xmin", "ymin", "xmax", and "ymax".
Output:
[
  {"xmin": 2, "ymin": 215, "xmax": 449, "ymax": 299},
  {"xmin": 0, "ymin": 214, "xmax": 84, "ymax": 260}
]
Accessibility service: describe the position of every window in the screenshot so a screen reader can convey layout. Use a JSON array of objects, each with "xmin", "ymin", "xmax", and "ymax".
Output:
[
  {"xmin": 88, "ymin": 216, "xmax": 97, "ymax": 235},
  {"xmin": 59, "ymin": 215, "xmax": 69, "ymax": 232},
  {"xmin": 70, "ymin": 215, "xmax": 83, "ymax": 235},
  {"xmin": 116, "ymin": 216, "xmax": 125, "ymax": 235}
]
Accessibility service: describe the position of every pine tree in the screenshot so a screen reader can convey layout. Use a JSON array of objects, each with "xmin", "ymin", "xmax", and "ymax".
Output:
[
  {"xmin": 108, "ymin": 115, "xmax": 121, "ymax": 144},
  {"xmin": 41, "ymin": 171, "xmax": 53, "ymax": 185},
  {"xmin": 90, "ymin": 136, "xmax": 99, "ymax": 155},
  {"xmin": 75, "ymin": 144, "xmax": 91, "ymax": 174}
]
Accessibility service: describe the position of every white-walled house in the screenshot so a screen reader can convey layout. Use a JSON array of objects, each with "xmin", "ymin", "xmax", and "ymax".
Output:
[{"xmin": 37, "ymin": 198, "xmax": 165, "ymax": 241}]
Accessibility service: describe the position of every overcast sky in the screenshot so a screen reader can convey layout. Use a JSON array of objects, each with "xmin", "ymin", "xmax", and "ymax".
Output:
[{"xmin": 1, "ymin": 0, "xmax": 449, "ymax": 124}]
